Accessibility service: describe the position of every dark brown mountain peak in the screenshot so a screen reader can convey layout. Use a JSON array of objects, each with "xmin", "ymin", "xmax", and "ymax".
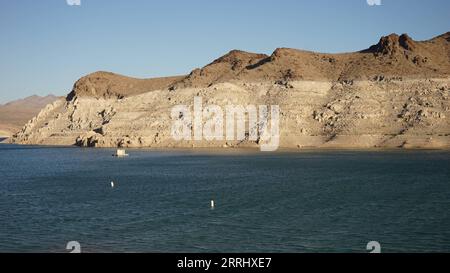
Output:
[
  {"xmin": 208, "ymin": 50, "xmax": 268, "ymax": 70},
  {"xmin": 398, "ymin": 33, "xmax": 416, "ymax": 51},
  {"xmin": 366, "ymin": 33, "xmax": 417, "ymax": 55},
  {"xmin": 270, "ymin": 47, "xmax": 301, "ymax": 60},
  {"xmin": 433, "ymin": 31, "xmax": 450, "ymax": 42}
]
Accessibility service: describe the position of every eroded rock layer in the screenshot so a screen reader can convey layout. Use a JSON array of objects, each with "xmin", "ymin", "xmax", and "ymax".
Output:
[
  {"xmin": 11, "ymin": 79, "xmax": 450, "ymax": 149},
  {"xmin": 11, "ymin": 32, "xmax": 450, "ymax": 149}
]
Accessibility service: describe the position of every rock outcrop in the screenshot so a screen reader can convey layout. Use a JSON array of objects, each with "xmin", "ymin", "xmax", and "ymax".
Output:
[
  {"xmin": 0, "ymin": 95, "xmax": 60, "ymax": 137},
  {"xmin": 11, "ymin": 32, "xmax": 450, "ymax": 149}
]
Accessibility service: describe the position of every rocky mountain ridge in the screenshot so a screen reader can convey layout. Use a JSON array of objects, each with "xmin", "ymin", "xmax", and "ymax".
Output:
[{"xmin": 10, "ymin": 32, "xmax": 450, "ymax": 149}]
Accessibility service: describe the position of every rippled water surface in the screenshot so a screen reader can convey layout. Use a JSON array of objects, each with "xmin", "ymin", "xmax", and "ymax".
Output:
[{"xmin": 0, "ymin": 144, "xmax": 449, "ymax": 252}]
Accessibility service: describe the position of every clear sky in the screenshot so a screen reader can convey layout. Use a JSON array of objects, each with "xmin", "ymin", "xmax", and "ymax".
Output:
[{"xmin": 0, "ymin": 0, "xmax": 449, "ymax": 104}]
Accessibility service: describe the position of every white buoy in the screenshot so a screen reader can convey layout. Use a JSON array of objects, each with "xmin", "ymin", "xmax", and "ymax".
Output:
[
  {"xmin": 111, "ymin": 181, "xmax": 115, "ymax": 188},
  {"xmin": 210, "ymin": 200, "xmax": 215, "ymax": 208}
]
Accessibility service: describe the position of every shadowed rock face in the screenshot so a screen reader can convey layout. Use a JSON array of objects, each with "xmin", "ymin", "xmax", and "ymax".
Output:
[
  {"xmin": 366, "ymin": 33, "xmax": 417, "ymax": 54},
  {"xmin": 11, "ymin": 32, "xmax": 450, "ymax": 149}
]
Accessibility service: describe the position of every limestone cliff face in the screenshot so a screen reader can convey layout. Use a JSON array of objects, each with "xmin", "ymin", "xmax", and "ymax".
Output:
[
  {"xmin": 11, "ymin": 79, "xmax": 450, "ymax": 149},
  {"xmin": 0, "ymin": 95, "xmax": 60, "ymax": 137},
  {"xmin": 11, "ymin": 32, "xmax": 450, "ymax": 149}
]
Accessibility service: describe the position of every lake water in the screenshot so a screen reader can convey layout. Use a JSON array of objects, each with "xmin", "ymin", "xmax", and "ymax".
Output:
[{"xmin": 0, "ymin": 144, "xmax": 449, "ymax": 253}]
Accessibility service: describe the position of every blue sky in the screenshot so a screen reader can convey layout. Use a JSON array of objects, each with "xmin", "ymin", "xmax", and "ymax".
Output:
[{"xmin": 0, "ymin": 0, "xmax": 449, "ymax": 103}]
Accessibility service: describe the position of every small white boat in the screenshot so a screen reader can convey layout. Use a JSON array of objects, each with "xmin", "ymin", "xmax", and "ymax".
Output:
[{"xmin": 113, "ymin": 149, "xmax": 129, "ymax": 157}]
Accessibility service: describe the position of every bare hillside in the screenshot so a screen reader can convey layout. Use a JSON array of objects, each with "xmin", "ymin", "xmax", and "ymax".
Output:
[
  {"xmin": 0, "ymin": 95, "xmax": 59, "ymax": 137},
  {"xmin": 11, "ymin": 32, "xmax": 450, "ymax": 149}
]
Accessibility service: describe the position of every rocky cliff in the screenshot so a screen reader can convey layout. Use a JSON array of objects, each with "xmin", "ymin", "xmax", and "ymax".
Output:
[
  {"xmin": 11, "ymin": 32, "xmax": 450, "ymax": 149},
  {"xmin": 0, "ymin": 95, "xmax": 60, "ymax": 137}
]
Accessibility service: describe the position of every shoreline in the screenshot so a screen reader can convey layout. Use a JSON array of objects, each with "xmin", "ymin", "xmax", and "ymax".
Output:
[{"xmin": 3, "ymin": 142, "xmax": 450, "ymax": 153}]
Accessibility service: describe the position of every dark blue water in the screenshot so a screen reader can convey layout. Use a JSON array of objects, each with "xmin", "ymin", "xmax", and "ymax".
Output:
[{"xmin": 0, "ymin": 144, "xmax": 449, "ymax": 253}]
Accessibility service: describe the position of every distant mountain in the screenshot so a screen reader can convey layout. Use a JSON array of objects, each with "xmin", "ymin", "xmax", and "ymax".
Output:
[{"xmin": 0, "ymin": 95, "xmax": 60, "ymax": 137}]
